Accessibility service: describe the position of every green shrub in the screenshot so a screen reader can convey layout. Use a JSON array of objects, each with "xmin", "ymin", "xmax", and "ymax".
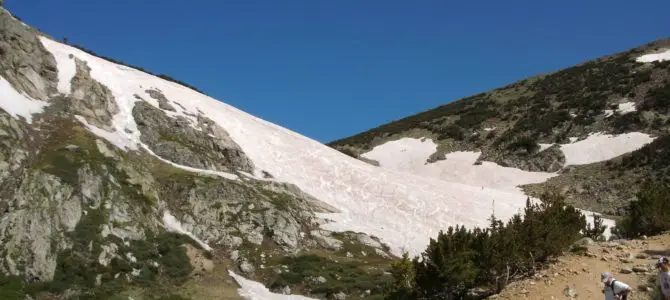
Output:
[
  {"xmin": 616, "ymin": 183, "xmax": 670, "ymax": 237},
  {"xmin": 386, "ymin": 192, "xmax": 585, "ymax": 299},
  {"xmin": 584, "ymin": 214, "xmax": 607, "ymax": 241},
  {"xmin": 0, "ymin": 275, "xmax": 26, "ymax": 300}
]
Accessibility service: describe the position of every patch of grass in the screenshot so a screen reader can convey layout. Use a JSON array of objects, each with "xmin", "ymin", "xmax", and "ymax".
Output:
[
  {"xmin": 270, "ymin": 254, "xmax": 391, "ymax": 297},
  {"xmin": 0, "ymin": 275, "xmax": 26, "ymax": 300}
]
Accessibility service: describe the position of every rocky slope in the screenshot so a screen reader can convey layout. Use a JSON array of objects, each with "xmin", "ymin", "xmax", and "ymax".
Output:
[
  {"xmin": 0, "ymin": 7, "xmax": 395, "ymax": 300},
  {"xmin": 330, "ymin": 37, "xmax": 670, "ymax": 216}
]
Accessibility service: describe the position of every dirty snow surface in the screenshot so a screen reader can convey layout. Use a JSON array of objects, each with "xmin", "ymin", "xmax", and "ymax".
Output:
[
  {"xmin": 636, "ymin": 49, "xmax": 670, "ymax": 62},
  {"xmin": 0, "ymin": 76, "xmax": 48, "ymax": 123},
  {"xmin": 361, "ymin": 138, "xmax": 555, "ymax": 192},
  {"xmin": 229, "ymin": 271, "xmax": 318, "ymax": 300},
  {"xmin": 560, "ymin": 132, "xmax": 654, "ymax": 166}
]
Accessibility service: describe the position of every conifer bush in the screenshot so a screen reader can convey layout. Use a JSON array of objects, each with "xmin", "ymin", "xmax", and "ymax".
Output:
[{"xmin": 386, "ymin": 192, "xmax": 586, "ymax": 299}]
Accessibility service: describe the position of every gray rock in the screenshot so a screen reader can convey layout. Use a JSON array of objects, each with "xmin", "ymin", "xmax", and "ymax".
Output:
[
  {"xmin": 0, "ymin": 171, "xmax": 81, "ymax": 281},
  {"xmin": 632, "ymin": 266, "xmax": 648, "ymax": 273},
  {"xmin": 145, "ymin": 89, "xmax": 176, "ymax": 112},
  {"xmin": 310, "ymin": 230, "xmax": 343, "ymax": 251},
  {"xmin": 332, "ymin": 291, "xmax": 347, "ymax": 300},
  {"xmin": 620, "ymin": 268, "xmax": 633, "ymax": 274},
  {"xmin": 0, "ymin": 8, "xmax": 58, "ymax": 100},
  {"xmin": 132, "ymin": 101, "xmax": 254, "ymax": 173},
  {"xmin": 239, "ymin": 260, "xmax": 255, "ymax": 274},
  {"xmin": 563, "ymin": 285, "xmax": 577, "ymax": 298},
  {"xmin": 570, "ymin": 237, "xmax": 593, "ymax": 251},
  {"xmin": 68, "ymin": 58, "xmax": 119, "ymax": 130},
  {"xmin": 635, "ymin": 253, "xmax": 649, "ymax": 259}
]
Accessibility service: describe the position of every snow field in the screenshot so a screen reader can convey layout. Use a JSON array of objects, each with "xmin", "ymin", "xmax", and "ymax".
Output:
[{"xmin": 38, "ymin": 36, "xmax": 531, "ymax": 258}]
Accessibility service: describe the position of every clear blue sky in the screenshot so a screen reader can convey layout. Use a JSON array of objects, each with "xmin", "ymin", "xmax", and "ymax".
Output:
[{"xmin": 7, "ymin": 1, "xmax": 669, "ymax": 142}]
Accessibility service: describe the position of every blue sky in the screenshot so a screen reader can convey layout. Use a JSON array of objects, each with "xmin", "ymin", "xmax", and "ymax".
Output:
[{"xmin": 8, "ymin": 1, "xmax": 669, "ymax": 142}]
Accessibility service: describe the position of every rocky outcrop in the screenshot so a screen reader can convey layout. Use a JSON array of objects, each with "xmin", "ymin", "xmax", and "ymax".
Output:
[
  {"xmin": 0, "ymin": 170, "xmax": 80, "ymax": 281},
  {"xmin": 0, "ymin": 8, "xmax": 57, "ymax": 100},
  {"xmin": 480, "ymin": 145, "xmax": 566, "ymax": 172},
  {"xmin": 68, "ymin": 58, "xmax": 119, "ymax": 130},
  {"xmin": 145, "ymin": 88, "xmax": 176, "ymax": 112},
  {"xmin": 133, "ymin": 101, "xmax": 254, "ymax": 173}
]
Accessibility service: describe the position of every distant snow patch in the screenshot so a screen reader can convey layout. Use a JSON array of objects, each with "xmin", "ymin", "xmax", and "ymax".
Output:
[
  {"xmin": 568, "ymin": 137, "xmax": 579, "ymax": 143},
  {"xmin": 603, "ymin": 110, "xmax": 614, "ymax": 118},
  {"xmin": 636, "ymin": 49, "xmax": 670, "ymax": 63},
  {"xmin": 560, "ymin": 132, "xmax": 654, "ymax": 166},
  {"xmin": 40, "ymin": 37, "xmax": 76, "ymax": 94},
  {"xmin": 603, "ymin": 101, "xmax": 637, "ymax": 118},
  {"xmin": 362, "ymin": 138, "xmax": 555, "ymax": 193},
  {"xmin": 580, "ymin": 209, "xmax": 616, "ymax": 240},
  {"xmin": 229, "ymin": 271, "xmax": 318, "ymax": 300},
  {"xmin": 617, "ymin": 101, "xmax": 637, "ymax": 114},
  {"xmin": 538, "ymin": 143, "xmax": 554, "ymax": 152},
  {"xmin": 0, "ymin": 77, "xmax": 48, "ymax": 123},
  {"xmin": 162, "ymin": 210, "xmax": 212, "ymax": 251},
  {"xmin": 484, "ymin": 127, "xmax": 496, "ymax": 131}
]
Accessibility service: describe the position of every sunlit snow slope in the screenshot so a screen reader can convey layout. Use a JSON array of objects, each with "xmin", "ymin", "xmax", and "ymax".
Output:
[{"xmin": 39, "ymin": 37, "xmax": 533, "ymax": 259}]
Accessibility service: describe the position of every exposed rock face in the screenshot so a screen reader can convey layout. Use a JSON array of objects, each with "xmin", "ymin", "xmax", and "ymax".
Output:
[
  {"xmin": 0, "ymin": 170, "xmax": 80, "ymax": 281},
  {"xmin": 0, "ymin": 8, "xmax": 57, "ymax": 100},
  {"xmin": 133, "ymin": 100, "xmax": 254, "ymax": 173},
  {"xmin": 145, "ymin": 88, "xmax": 176, "ymax": 112},
  {"xmin": 68, "ymin": 58, "xmax": 119, "ymax": 130},
  {"xmin": 480, "ymin": 145, "xmax": 566, "ymax": 172}
]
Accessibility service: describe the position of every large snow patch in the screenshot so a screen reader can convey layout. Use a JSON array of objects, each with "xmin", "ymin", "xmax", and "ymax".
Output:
[
  {"xmin": 361, "ymin": 138, "xmax": 555, "ymax": 192},
  {"xmin": 560, "ymin": 132, "xmax": 654, "ymax": 166}
]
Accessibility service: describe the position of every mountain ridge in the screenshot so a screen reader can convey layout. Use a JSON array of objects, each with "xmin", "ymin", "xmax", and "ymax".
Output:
[{"xmin": 329, "ymin": 38, "xmax": 670, "ymax": 216}]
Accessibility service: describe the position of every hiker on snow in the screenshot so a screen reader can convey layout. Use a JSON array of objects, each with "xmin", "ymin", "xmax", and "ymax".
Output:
[
  {"xmin": 601, "ymin": 271, "xmax": 631, "ymax": 300},
  {"xmin": 657, "ymin": 256, "xmax": 670, "ymax": 299}
]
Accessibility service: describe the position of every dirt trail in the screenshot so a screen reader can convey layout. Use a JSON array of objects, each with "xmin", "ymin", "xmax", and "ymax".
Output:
[{"xmin": 492, "ymin": 234, "xmax": 670, "ymax": 299}]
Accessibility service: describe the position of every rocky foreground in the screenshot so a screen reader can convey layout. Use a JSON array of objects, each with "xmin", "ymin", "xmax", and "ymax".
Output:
[{"xmin": 492, "ymin": 234, "xmax": 670, "ymax": 299}]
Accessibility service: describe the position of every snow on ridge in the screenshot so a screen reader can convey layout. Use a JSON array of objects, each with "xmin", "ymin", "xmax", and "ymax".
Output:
[
  {"xmin": 229, "ymin": 271, "xmax": 318, "ymax": 300},
  {"xmin": 162, "ymin": 210, "xmax": 212, "ymax": 251},
  {"xmin": 560, "ymin": 132, "xmax": 654, "ymax": 166},
  {"xmin": 0, "ymin": 77, "xmax": 48, "ymax": 124},
  {"xmin": 41, "ymin": 38, "xmax": 76, "ymax": 95},
  {"xmin": 636, "ymin": 49, "xmax": 670, "ymax": 63}
]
